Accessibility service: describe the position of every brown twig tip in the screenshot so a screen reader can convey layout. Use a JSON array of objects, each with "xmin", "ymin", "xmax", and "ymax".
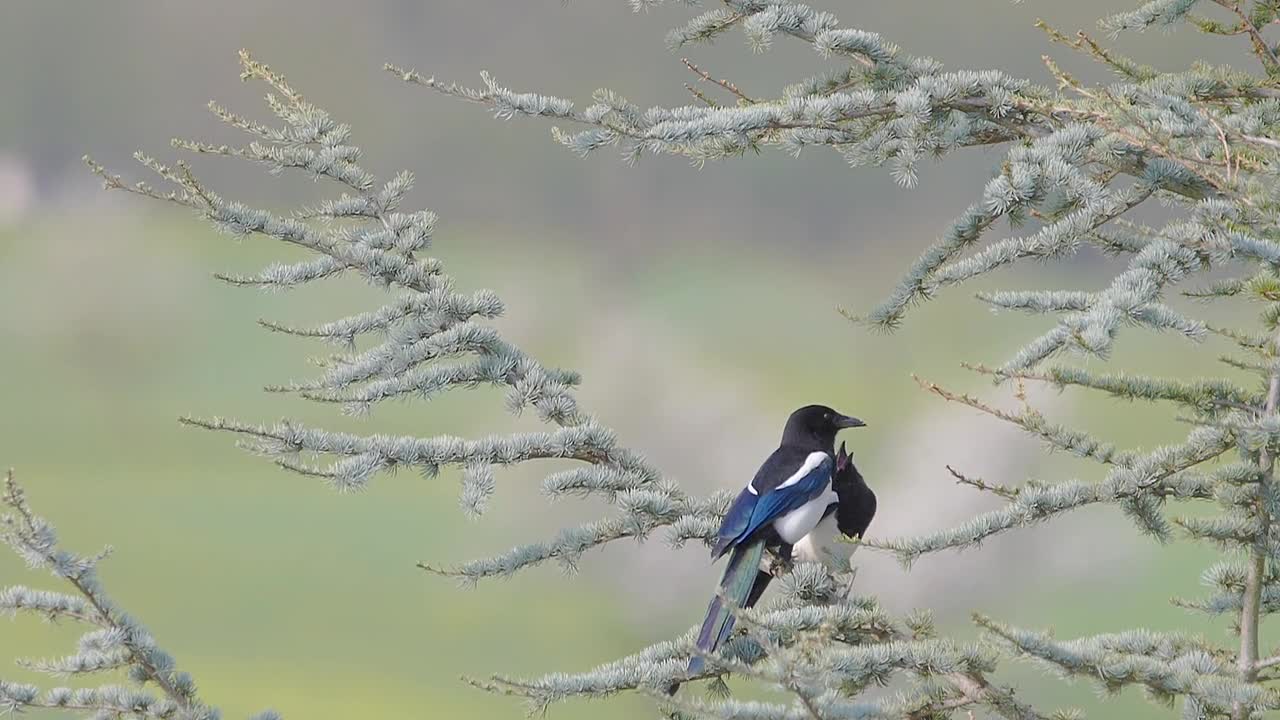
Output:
[
  {"xmin": 2, "ymin": 470, "xmax": 37, "ymax": 531},
  {"xmin": 416, "ymin": 561, "xmax": 452, "ymax": 576},
  {"xmin": 178, "ymin": 415, "xmax": 221, "ymax": 429},
  {"xmin": 946, "ymin": 465, "xmax": 1019, "ymax": 499},
  {"xmin": 912, "ymin": 373, "xmax": 1041, "ymax": 427},
  {"xmin": 960, "ymin": 361, "xmax": 997, "ymax": 376},
  {"xmin": 909, "ymin": 373, "xmax": 935, "ymax": 391},
  {"xmin": 683, "ymin": 83, "xmax": 718, "ymax": 108},
  {"xmin": 681, "ymin": 57, "xmax": 755, "ymax": 104},
  {"xmin": 385, "ymin": 63, "xmax": 431, "ymax": 85},
  {"xmin": 461, "ymin": 674, "xmax": 518, "ymax": 695}
]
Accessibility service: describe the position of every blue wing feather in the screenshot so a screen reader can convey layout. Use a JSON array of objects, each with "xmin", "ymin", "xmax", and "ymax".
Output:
[
  {"xmin": 711, "ymin": 490, "xmax": 757, "ymax": 559},
  {"xmin": 710, "ymin": 454, "xmax": 833, "ymax": 559},
  {"xmin": 742, "ymin": 458, "xmax": 832, "ymax": 538}
]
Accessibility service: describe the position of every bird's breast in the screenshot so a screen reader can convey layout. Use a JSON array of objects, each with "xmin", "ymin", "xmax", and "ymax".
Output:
[
  {"xmin": 792, "ymin": 513, "xmax": 858, "ymax": 573},
  {"xmin": 772, "ymin": 489, "xmax": 838, "ymax": 545}
]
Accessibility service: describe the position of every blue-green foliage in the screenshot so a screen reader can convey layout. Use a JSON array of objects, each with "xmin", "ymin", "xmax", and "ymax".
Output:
[
  {"xmin": 1, "ymin": 471, "xmax": 279, "ymax": 720},
  {"xmin": 70, "ymin": 45, "xmax": 1045, "ymax": 720},
  {"xmin": 388, "ymin": 1, "xmax": 1280, "ymax": 718},
  {"xmin": 8, "ymin": 1, "xmax": 1280, "ymax": 718}
]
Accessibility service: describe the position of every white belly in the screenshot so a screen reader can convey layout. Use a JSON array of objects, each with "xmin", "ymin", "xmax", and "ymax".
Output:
[
  {"xmin": 772, "ymin": 490, "xmax": 837, "ymax": 545},
  {"xmin": 793, "ymin": 514, "xmax": 857, "ymax": 572}
]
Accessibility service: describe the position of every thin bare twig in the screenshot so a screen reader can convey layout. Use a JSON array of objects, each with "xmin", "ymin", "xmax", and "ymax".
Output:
[
  {"xmin": 1210, "ymin": 0, "xmax": 1280, "ymax": 72},
  {"xmin": 683, "ymin": 82, "xmax": 719, "ymax": 107},
  {"xmin": 943, "ymin": 672, "xmax": 1051, "ymax": 720},
  {"xmin": 1242, "ymin": 133, "xmax": 1280, "ymax": 150},
  {"xmin": 1208, "ymin": 114, "xmax": 1234, "ymax": 182},
  {"xmin": 681, "ymin": 57, "xmax": 755, "ymax": 103},
  {"xmin": 946, "ymin": 465, "xmax": 1020, "ymax": 499}
]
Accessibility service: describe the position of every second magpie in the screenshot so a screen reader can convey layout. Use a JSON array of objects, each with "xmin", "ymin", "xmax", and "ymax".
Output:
[{"xmin": 687, "ymin": 404, "xmax": 866, "ymax": 676}]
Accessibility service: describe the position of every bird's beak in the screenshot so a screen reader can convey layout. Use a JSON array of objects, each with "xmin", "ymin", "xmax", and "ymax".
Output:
[{"xmin": 835, "ymin": 415, "xmax": 866, "ymax": 429}]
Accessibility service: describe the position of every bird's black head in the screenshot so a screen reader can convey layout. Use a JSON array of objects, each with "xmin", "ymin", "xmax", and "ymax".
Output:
[{"xmin": 780, "ymin": 404, "xmax": 866, "ymax": 451}]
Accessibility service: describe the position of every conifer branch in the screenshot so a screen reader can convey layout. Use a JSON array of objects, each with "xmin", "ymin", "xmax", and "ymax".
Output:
[
  {"xmin": 1234, "ymin": 327, "xmax": 1280, "ymax": 718},
  {"xmin": 2, "ymin": 471, "xmax": 275, "ymax": 720},
  {"xmin": 945, "ymin": 465, "xmax": 1019, "ymax": 500},
  {"xmin": 409, "ymin": 1, "xmax": 1280, "ymax": 345},
  {"xmin": 976, "ymin": 614, "xmax": 1278, "ymax": 716},
  {"xmin": 1036, "ymin": 19, "xmax": 1157, "ymax": 81},
  {"xmin": 965, "ymin": 363, "xmax": 1262, "ymax": 416},
  {"xmin": 92, "ymin": 53, "xmax": 705, "ymax": 588},
  {"xmin": 912, "ymin": 375, "xmax": 1135, "ymax": 466},
  {"xmin": 937, "ymin": 671, "xmax": 1051, "ymax": 720},
  {"xmin": 64, "ymin": 2, "xmax": 1280, "ymax": 716},
  {"xmin": 872, "ymin": 423, "xmax": 1231, "ymax": 563},
  {"xmin": 682, "ymin": 57, "xmax": 755, "ymax": 103},
  {"xmin": 1209, "ymin": 0, "xmax": 1280, "ymax": 72}
]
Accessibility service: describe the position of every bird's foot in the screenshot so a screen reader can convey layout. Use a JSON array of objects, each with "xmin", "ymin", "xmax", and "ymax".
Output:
[{"xmin": 767, "ymin": 543, "xmax": 795, "ymax": 577}]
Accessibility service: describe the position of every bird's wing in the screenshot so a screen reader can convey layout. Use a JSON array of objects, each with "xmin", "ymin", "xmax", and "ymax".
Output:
[
  {"xmin": 712, "ymin": 450, "xmax": 833, "ymax": 558},
  {"xmin": 711, "ymin": 488, "xmax": 759, "ymax": 559},
  {"xmin": 749, "ymin": 447, "xmax": 828, "ymax": 495}
]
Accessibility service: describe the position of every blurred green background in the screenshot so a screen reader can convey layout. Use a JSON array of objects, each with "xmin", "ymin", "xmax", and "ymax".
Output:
[{"xmin": 0, "ymin": 2, "xmax": 1270, "ymax": 718}]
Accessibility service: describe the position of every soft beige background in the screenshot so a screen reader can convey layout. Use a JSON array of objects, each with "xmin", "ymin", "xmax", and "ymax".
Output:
[{"xmin": 0, "ymin": 2, "xmax": 1261, "ymax": 718}]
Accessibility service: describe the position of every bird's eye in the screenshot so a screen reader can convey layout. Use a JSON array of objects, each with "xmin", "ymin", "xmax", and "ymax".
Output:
[{"xmin": 824, "ymin": 412, "xmax": 832, "ymax": 420}]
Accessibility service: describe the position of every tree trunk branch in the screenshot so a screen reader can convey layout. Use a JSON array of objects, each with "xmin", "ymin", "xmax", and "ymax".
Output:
[{"xmin": 1234, "ymin": 332, "xmax": 1280, "ymax": 719}]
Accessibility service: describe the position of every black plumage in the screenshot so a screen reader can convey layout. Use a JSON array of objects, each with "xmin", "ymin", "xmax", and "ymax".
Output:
[
  {"xmin": 744, "ymin": 440, "xmax": 876, "ymax": 607},
  {"xmin": 680, "ymin": 405, "xmax": 868, "ymax": 687},
  {"xmin": 709, "ymin": 406, "xmax": 862, "ymax": 560},
  {"xmin": 830, "ymin": 441, "xmax": 876, "ymax": 539}
]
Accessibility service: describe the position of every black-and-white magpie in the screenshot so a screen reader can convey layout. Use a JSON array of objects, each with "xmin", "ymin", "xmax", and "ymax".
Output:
[
  {"xmin": 791, "ymin": 440, "xmax": 877, "ymax": 571},
  {"xmin": 742, "ymin": 440, "xmax": 877, "ymax": 607},
  {"xmin": 686, "ymin": 404, "xmax": 867, "ymax": 677}
]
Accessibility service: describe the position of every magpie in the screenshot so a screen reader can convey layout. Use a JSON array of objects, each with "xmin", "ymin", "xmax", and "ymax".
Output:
[
  {"xmin": 791, "ymin": 440, "xmax": 876, "ymax": 566},
  {"xmin": 686, "ymin": 404, "xmax": 866, "ymax": 678},
  {"xmin": 745, "ymin": 440, "xmax": 876, "ymax": 606}
]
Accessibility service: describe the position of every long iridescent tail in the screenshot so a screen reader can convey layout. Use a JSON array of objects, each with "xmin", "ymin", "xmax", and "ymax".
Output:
[{"xmin": 687, "ymin": 538, "xmax": 767, "ymax": 676}]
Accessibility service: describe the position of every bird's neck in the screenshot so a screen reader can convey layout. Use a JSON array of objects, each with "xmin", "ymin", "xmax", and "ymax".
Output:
[
  {"xmin": 779, "ymin": 436, "xmax": 834, "ymax": 454},
  {"xmin": 831, "ymin": 464, "xmax": 868, "ymax": 498}
]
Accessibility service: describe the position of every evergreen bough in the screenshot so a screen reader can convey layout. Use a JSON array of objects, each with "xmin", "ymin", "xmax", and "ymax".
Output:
[
  {"xmin": 6, "ymin": 1, "xmax": 1280, "ymax": 717},
  {"xmin": 1, "ymin": 470, "xmax": 279, "ymax": 720}
]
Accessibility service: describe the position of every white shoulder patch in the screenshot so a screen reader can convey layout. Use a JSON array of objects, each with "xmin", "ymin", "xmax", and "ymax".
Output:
[{"xmin": 776, "ymin": 451, "xmax": 830, "ymax": 491}]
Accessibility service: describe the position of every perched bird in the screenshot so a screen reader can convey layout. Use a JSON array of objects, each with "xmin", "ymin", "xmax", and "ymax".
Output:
[
  {"xmin": 687, "ymin": 404, "xmax": 866, "ymax": 678},
  {"xmin": 791, "ymin": 440, "xmax": 877, "ymax": 570},
  {"xmin": 745, "ymin": 440, "xmax": 876, "ymax": 607}
]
